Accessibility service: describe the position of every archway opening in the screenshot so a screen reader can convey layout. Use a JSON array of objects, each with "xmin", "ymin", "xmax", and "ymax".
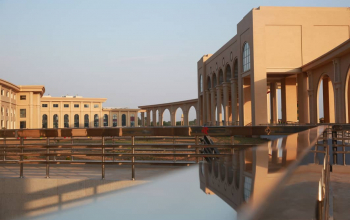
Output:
[
  {"xmin": 162, "ymin": 109, "xmax": 171, "ymax": 126},
  {"xmin": 122, "ymin": 114, "xmax": 126, "ymax": 126},
  {"xmin": 149, "ymin": 110, "xmax": 153, "ymax": 126},
  {"xmin": 214, "ymin": 105, "xmax": 224, "ymax": 126},
  {"xmin": 317, "ymin": 75, "xmax": 335, "ymax": 123},
  {"xmin": 175, "ymin": 107, "xmax": 184, "ymax": 126},
  {"xmin": 64, "ymin": 114, "xmax": 69, "ymax": 128},
  {"xmin": 156, "ymin": 110, "xmax": 159, "ymax": 126},
  {"xmin": 188, "ymin": 106, "xmax": 197, "ymax": 126}
]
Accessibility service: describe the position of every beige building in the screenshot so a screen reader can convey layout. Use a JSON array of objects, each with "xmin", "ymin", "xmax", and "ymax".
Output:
[{"xmin": 0, "ymin": 79, "xmax": 140, "ymax": 129}]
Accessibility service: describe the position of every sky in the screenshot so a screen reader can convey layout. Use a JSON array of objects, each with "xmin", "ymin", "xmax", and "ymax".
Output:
[{"xmin": 0, "ymin": 0, "xmax": 347, "ymax": 121}]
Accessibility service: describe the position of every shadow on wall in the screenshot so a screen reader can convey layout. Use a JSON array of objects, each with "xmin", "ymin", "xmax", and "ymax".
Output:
[{"xmin": 0, "ymin": 177, "xmax": 147, "ymax": 220}]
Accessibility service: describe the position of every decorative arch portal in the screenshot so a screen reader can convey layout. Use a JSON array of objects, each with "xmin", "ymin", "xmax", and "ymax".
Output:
[
  {"xmin": 113, "ymin": 114, "xmax": 117, "ymax": 127},
  {"xmin": 218, "ymin": 69, "xmax": 224, "ymax": 84},
  {"xmin": 74, "ymin": 114, "xmax": 79, "ymax": 128},
  {"xmin": 162, "ymin": 109, "xmax": 171, "ymax": 126},
  {"xmin": 317, "ymin": 74, "xmax": 335, "ymax": 123},
  {"xmin": 188, "ymin": 106, "xmax": 197, "ymax": 125},
  {"xmin": 53, "ymin": 114, "xmax": 58, "ymax": 129},
  {"xmin": 42, "ymin": 114, "xmax": 47, "ymax": 129},
  {"xmin": 64, "ymin": 114, "xmax": 69, "ymax": 128},
  {"xmin": 345, "ymin": 67, "xmax": 350, "ymax": 123},
  {"xmin": 122, "ymin": 114, "xmax": 126, "ymax": 126},
  {"xmin": 84, "ymin": 114, "xmax": 89, "ymax": 128},
  {"xmin": 175, "ymin": 107, "xmax": 184, "ymax": 126},
  {"xmin": 94, "ymin": 114, "xmax": 99, "ymax": 127},
  {"xmin": 103, "ymin": 114, "xmax": 108, "ymax": 127}
]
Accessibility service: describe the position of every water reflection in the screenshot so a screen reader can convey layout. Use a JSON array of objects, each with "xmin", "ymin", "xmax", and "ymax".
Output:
[{"xmin": 200, "ymin": 126, "xmax": 326, "ymax": 220}]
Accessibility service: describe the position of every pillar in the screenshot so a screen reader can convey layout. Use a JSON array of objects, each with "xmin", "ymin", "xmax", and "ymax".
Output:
[
  {"xmin": 170, "ymin": 110, "xmax": 176, "ymax": 126},
  {"xmin": 141, "ymin": 112, "xmax": 145, "ymax": 126},
  {"xmin": 243, "ymin": 78, "xmax": 252, "ymax": 126},
  {"xmin": 216, "ymin": 86, "xmax": 222, "ymax": 126},
  {"xmin": 281, "ymin": 78, "xmax": 298, "ymax": 123},
  {"xmin": 231, "ymin": 79, "xmax": 238, "ymax": 125},
  {"xmin": 205, "ymin": 91, "xmax": 211, "ymax": 125},
  {"xmin": 146, "ymin": 110, "xmax": 151, "ymax": 126},
  {"xmin": 297, "ymin": 73, "xmax": 309, "ymax": 124},
  {"xmin": 270, "ymin": 82, "xmax": 278, "ymax": 124},
  {"xmin": 152, "ymin": 110, "xmax": 157, "ymax": 126},
  {"xmin": 333, "ymin": 58, "xmax": 342, "ymax": 123},
  {"xmin": 184, "ymin": 111, "xmax": 189, "ymax": 126},
  {"xmin": 210, "ymin": 88, "xmax": 216, "ymax": 126},
  {"xmin": 307, "ymin": 71, "xmax": 316, "ymax": 124},
  {"xmin": 222, "ymin": 83, "xmax": 230, "ymax": 126},
  {"xmin": 251, "ymin": 73, "xmax": 268, "ymax": 126},
  {"xmin": 158, "ymin": 110, "xmax": 163, "ymax": 126}
]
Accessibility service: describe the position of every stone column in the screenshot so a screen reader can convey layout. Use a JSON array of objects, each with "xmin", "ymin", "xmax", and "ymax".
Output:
[
  {"xmin": 205, "ymin": 90, "xmax": 211, "ymax": 125},
  {"xmin": 158, "ymin": 110, "xmax": 163, "ymax": 126},
  {"xmin": 307, "ymin": 71, "xmax": 316, "ymax": 124},
  {"xmin": 152, "ymin": 109, "xmax": 157, "ymax": 126},
  {"xmin": 231, "ymin": 78, "xmax": 238, "ymax": 125},
  {"xmin": 281, "ymin": 78, "xmax": 298, "ymax": 123},
  {"xmin": 216, "ymin": 86, "xmax": 222, "ymax": 126},
  {"xmin": 170, "ymin": 110, "xmax": 176, "ymax": 126},
  {"xmin": 184, "ymin": 111, "xmax": 189, "ymax": 126},
  {"xmin": 210, "ymin": 88, "xmax": 216, "ymax": 126},
  {"xmin": 146, "ymin": 110, "xmax": 151, "ymax": 126},
  {"xmin": 222, "ymin": 82, "xmax": 230, "ymax": 126},
  {"xmin": 270, "ymin": 82, "xmax": 277, "ymax": 124},
  {"xmin": 141, "ymin": 112, "xmax": 145, "ymax": 126},
  {"xmin": 333, "ymin": 58, "xmax": 342, "ymax": 123},
  {"xmin": 297, "ymin": 73, "xmax": 309, "ymax": 124}
]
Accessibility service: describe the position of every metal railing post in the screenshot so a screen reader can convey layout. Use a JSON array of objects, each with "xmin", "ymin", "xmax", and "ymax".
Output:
[
  {"xmin": 20, "ymin": 137, "xmax": 24, "ymax": 178},
  {"xmin": 132, "ymin": 136, "xmax": 135, "ymax": 180},
  {"xmin": 102, "ymin": 137, "xmax": 105, "ymax": 180},
  {"xmin": 332, "ymin": 129, "xmax": 337, "ymax": 165},
  {"xmin": 46, "ymin": 137, "xmax": 50, "ymax": 178},
  {"xmin": 195, "ymin": 136, "xmax": 199, "ymax": 163},
  {"xmin": 173, "ymin": 136, "xmax": 176, "ymax": 162},
  {"xmin": 113, "ymin": 136, "xmax": 115, "ymax": 162},
  {"xmin": 342, "ymin": 130, "xmax": 345, "ymax": 165}
]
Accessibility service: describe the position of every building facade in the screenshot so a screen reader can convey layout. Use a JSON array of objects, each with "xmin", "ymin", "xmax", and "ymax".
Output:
[{"xmin": 0, "ymin": 79, "xmax": 140, "ymax": 129}]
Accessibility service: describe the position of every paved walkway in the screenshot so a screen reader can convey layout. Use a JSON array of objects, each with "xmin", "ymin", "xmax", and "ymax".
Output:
[{"xmin": 330, "ymin": 171, "xmax": 350, "ymax": 220}]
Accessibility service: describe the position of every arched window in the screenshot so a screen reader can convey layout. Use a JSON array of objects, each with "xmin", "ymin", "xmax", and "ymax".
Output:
[
  {"xmin": 213, "ymin": 73, "xmax": 217, "ymax": 87},
  {"xmin": 112, "ymin": 114, "xmax": 117, "ymax": 127},
  {"xmin": 130, "ymin": 114, "xmax": 135, "ymax": 127},
  {"xmin": 225, "ymin": 64, "xmax": 231, "ymax": 81},
  {"xmin": 74, "ymin": 114, "xmax": 79, "ymax": 128},
  {"xmin": 64, "ymin": 114, "xmax": 69, "ymax": 128},
  {"xmin": 94, "ymin": 114, "xmax": 99, "ymax": 127},
  {"xmin": 84, "ymin": 114, "xmax": 89, "ymax": 128},
  {"xmin": 243, "ymin": 43, "xmax": 250, "ymax": 72},
  {"xmin": 103, "ymin": 114, "xmax": 108, "ymax": 127},
  {"xmin": 53, "ymin": 114, "xmax": 59, "ymax": 128},
  {"xmin": 199, "ymin": 74, "xmax": 203, "ymax": 93},
  {"xmin": 42, "ymin": 114, "xmax": 47, "ymax": 129},
  {"xmin": 122, "ymin": 114, "xmax": 126, "ymax": 126},
  {"xmin": 219, "ymin": 70, "xmax": 224, "ymax": 84},
  {"xmin": 207, "ymin": 76, "xmax": 211, "ymax": 90},
  {"xmin": 234, "ymin": 59, "xmax": 238, "ymax": 79}
]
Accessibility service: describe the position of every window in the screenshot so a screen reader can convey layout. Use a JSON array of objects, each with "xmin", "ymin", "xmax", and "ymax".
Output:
[
  {"xmin": 84, "ymin": 104, "xmax": 89, "ymax": 108},
  {"xmin": 219, "ymin": 69, "xmax": 224, "ymax": 84},
  {"xmin": 0, "ymin": 120, "xmax": 3, "ymax": 128},
  {"xmin": 84, "ymin": 114, "xmax": 89, "ymax": 128},
  {"xmin": 112, "ymin": 114, "xmax": 117, "ymax": 127},
  {"xmin": 6, "ymin": 92, "xmax": 9, "ymax": 97},
  {"xmin": 1, "ymin": 107, "xmax": 3, "ymax": 116},
  {"xmin": 122, "ymin": 114, "xmax": 126, "ymax": 126},
  {"xmin": 42, "ymin": 104, "xmax": 48, "ymax": 108},
  {"xmin": 42, "ymin": 114, "xmax": 48, "ymax": 129},
  {"xmin": 64, "ymin": 114, "xmax": 69, "ymax": 128},
  {"xmin": 243, "ymin": 43, "xmax": 250, "ymax": 72},
  {"xmin": 20, "ymin": 95, "xmax": 26, "ymax": 100},
  {"xmin": 20, "ymin": 109, "xmax": 26, "ymax": 118},
  {"xmin": 234, "ymin": 59, "xmax": 238, "ymax": 79},
  {"xmin": 20, "ymin": 121, "xmax": 26, "ymax": 129},
  {"xmin": 199, "ymin": 75, "xmax": 203, "ymax": 93},
  {"xmin": 94, "ymin": 104, "xmax": 99, "ymax": 108},
  {"xmin": 64, "ymin": 104, "xmax": 69, "ymax": 108},
  {"xmin": 103, "ymin": 114, "xmax": 108, "ymax": 127},
  {"xmin": 53, "ymin": 114, "xmax": 59, "ymax": 128},
  {"xmin": 1, "ymin": 90, "xmax": 3, "ymax": 95},
  {"xmin": 225, "ymin": 64, "xmax": 232, "ymax": 81},
  {"xmin": 53, "ymin": 104, "xmax": 59, "ymax": 108},
  {"xmin": 74, "ymin": 104, "xmax": 79, "ymax": 108},
  {"xmin": 74, "ymin": 114, "xmax": 79, "ymax": 128},
  {"xmin": 94, "ymin": 114, "xmax": 99, "ymax": 127},
  {"xmin": 130, "ymin": 114, "xmax": 135, "ymax": 127}
]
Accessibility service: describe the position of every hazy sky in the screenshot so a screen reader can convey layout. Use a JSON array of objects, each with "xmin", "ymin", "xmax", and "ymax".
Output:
[{"xmin": 0, "ymin": 0, "xmax": 347, "ymax": 121}]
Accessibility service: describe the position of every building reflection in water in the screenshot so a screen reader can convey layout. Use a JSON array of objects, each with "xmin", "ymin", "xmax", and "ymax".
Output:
[{"xmin": 199, "ymin": 126, "xmax": 326, "ymax": 220}]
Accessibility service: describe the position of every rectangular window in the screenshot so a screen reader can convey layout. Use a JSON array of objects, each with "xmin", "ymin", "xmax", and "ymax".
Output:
[
  {"xmin": 53, "ymin": 104, "xmax": 59, "ymax": 108},
  {"xmin": 64, "ymin": 104, "xmax": 69, "ymax": 108},
  {"xmin": 20, "ymin": 121, "xmax": 26, "ymax": 129},
  {"xmin": 42, "ymin": 104, "xmax": 48, "ymax": 108},
  {"xmin": 6, "ymin": 92, "xmax": 9, "ymax": 97},
  {"xmin": 20, "ymin": 95, "xmax": 26, "ymax": 100},
  {"xmin": 84, "ymin": 104, "xmax": 89, "ymax": 108},
  {"xmin": 20, "ymin": 109, "xmax": 26, "ymax": 118},
  {"xmin": 94, "ymin": 104, "xmax": 99, "ymax": 108},
  {"xmin": 1, "ymin": 90, "xmax": 3, "ymax": 95},
  {"xmin": 74, "ymin": 104, "xmax": 79, "ymax": 108}
]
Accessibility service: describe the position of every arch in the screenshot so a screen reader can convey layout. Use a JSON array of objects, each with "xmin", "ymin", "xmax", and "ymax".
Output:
[
  {"xmin": 64, "ymin": 114, "xmax": 69, "ymax": 128},
  {"xmin": 218, "ymin": 69, "xmax": 224, "ymax": 84},
  {"xmin": 155, "ymin": 110, "xmax": 159, "ymax": 126},
  {"xmin": 94, "ymin": 114, "xmax": 99, "ymax": 127},
  {"xmin": 103, "ymin": 114, "xmax": 108, "ymax": 127},
  {"xmin": 317, "ymin": 74, "xmax": 335, "ymax": 123},
  {"xmin": 242, "ymin": 42, "xmax": 250, "ymax": 72},
  {"xmin": 215, "ymin": 105, "xmax": 224, "ymax": 126},
  {"xmin": 175, "ymin": 107, "xmax": 184, "ymax": 126},
  {"xmin": 122, "ymin": 114, "xmax": 126, "ymax": 126},
  {"xmin": 84, "ymin": 114, "xmax": 89, "ymax": 128},
  {"xmin": 74, "ymin": 114, "xmax": 79, "ymax": 128},
  {"xmin": 130, "ymin": 114, "xmax": 135, "ymax": 127},
  {"xmin": 188, "ymin": 106, "xmax": 197, "ymax": 125},
  {"xmin": 162, "ymin": 108, "xmax": 171, "ymax": 126},
  {"xmin": 225, "ymin": 64, "xmax": 232, "ymax": 82},
  {"xmin": 233, "ymin": 59, "xmax": 238, "ymax": 79},
  {"xmin": 53, "ymin": 114, "xmax": 58, "ymax": 129},
  {"xmin": 149, "ymin": 110, "xmax": 153, "ymax": 126},
  {"xmin": 199, "ymin": 74, "xmax": 203, "ymax": 93},
  {"xmin": 213, "ymin": 73, "xmax": 217, "ymax": 88},
  {"xmin": 42, "ymin": 114, "xmax": 47, "ymax": 129},
  {"xmin": 207, "ymin": 76, "xmax": 211, "ymax": 90},
  {"xmin": 112, "ymin": 114, "xmax": 118, "ymax": 127}
]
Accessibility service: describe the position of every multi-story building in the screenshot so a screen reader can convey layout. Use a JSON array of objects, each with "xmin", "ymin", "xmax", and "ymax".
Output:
[{"xmin": 0, "ymin": 78, "xmax": 140, "ymax": 129}]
